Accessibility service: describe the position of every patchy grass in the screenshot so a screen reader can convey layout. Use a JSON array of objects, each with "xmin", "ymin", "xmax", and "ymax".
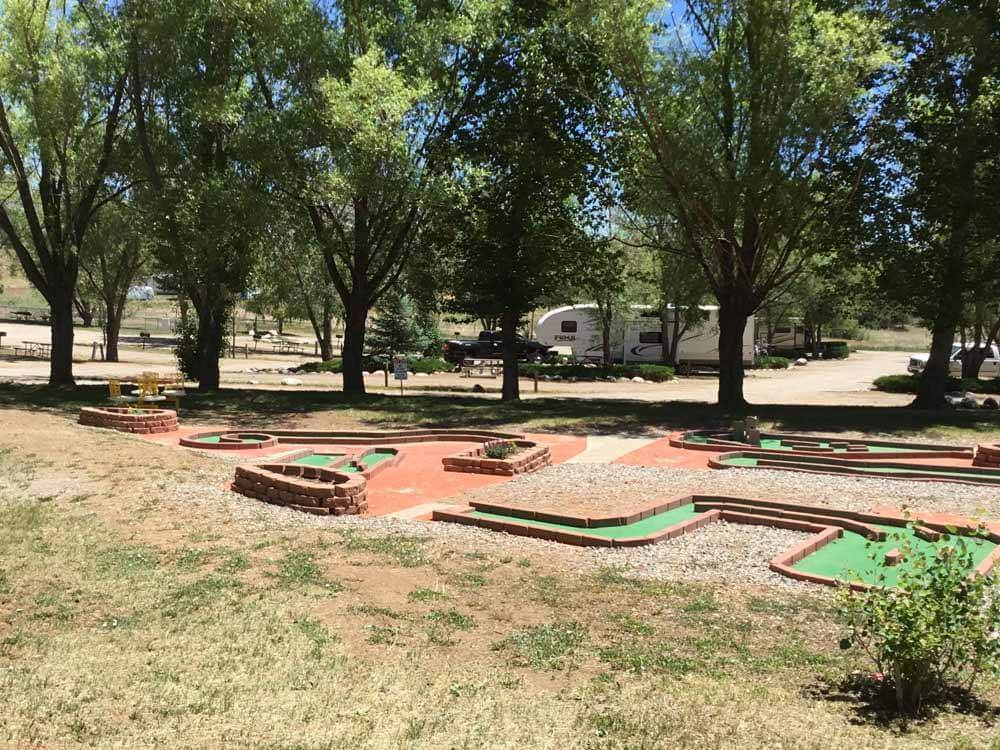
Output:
[
  {"xmin": 338, "ymin": 530, "xmax": 430, "ymax": 568},
  {"xmin": 271, "ymin": 550, "xmax": 343, "ymax": 593},
  {"xmin": 2, "ymin": 416, "xmax": 1000, "ymax": 748},
  {"xmin": 496, "ymin": 621, "xmax": 588, "ymax": 671}
]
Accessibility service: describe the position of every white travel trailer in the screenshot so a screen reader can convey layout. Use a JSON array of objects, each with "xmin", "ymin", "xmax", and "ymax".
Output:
[{"xmin": 535, "ymin": 304, "xmax": 756, "ymax": 368}]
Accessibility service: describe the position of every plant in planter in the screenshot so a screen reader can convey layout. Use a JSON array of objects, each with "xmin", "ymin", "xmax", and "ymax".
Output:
[
  {"xmin": 837, "ymin": 527, "xmax": 1000, "ymax": 715},
  {"xmin": 484, "ymin": 441, "xmax": 517, "ymax": 460}
]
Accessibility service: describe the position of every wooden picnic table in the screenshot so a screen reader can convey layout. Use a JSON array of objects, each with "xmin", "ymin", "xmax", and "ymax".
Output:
[
  {"xmin": 461, "ymin": 358, "xmax": 502, "ymax": 378},
  {"xmin": 15, "ymin": 341, "xmax": 52, "ymax": 359}
]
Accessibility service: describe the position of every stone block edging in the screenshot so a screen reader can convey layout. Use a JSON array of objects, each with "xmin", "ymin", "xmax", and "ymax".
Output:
[
  {"xmin": 79, "ymin": 406, "xmax": 178, "ymax": 435},
  {"xmin": 672, "ymin": 429, "xmax": 972, "ymax": 460},
  {"xmin": 433, "ymin": 494, "xmax": 1000, "ymax": 588},
  {"xmin": 232, "ymin": 462, "xmax": 368, "ymax": 516},
  {"xmin": 442, "ymin": 440, "xmax": 550, "ymax": 476}
]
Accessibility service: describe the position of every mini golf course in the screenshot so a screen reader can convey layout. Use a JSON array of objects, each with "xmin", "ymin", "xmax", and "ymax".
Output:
[
  {"xmin": 711, "ymin": 451, "xmax": 1000, "ymax": 486},
  {"xmin": 671, "ymin": 428, "xmax": 972, "ymax": 459},
  {"xmin": 433, "ymin": 495, "xmax": 1000, "ymax": 588}
]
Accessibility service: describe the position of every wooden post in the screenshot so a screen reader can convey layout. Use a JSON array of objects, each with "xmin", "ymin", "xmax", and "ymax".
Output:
[{"xmin": 534, "ymin": 371, "xmax": 539, "ymax": 393}]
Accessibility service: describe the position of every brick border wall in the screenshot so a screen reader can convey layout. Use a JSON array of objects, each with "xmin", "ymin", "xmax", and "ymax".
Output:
[
  {"xmin": 181, "ymin": 428, "xmax": 526, "ymax": 450},
  {"xmin": 974, "ymin": 443, "xmax": 1000, "ymax": 468},
  {"xmin": 709, "ymin": 451, "xmax": 1000, "ymax": 487},
  {"xmin": 670, "ymin": 429, "xmax": 972, "ymax": 460},
  {"xmin": 442, "ymin": 440, "xmax": 550, "ymax": 476},
  {"xmin": 432, "ymin": 494, "xmax": 1000, "ymax": 588},
  {"xmin": 232, "ymin": 463, "xmax": 368, "ymax": 515},
  {"xmin": 79, "ymin": 406, "xmax": 178, "ymax": 435}
]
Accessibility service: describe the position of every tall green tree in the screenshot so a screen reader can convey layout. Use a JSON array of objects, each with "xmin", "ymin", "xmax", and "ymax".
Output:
[
  {"xmin": 78, "ymin": 201, "xmax": 148, "ymax": 363},
  {"xmin": 0, "ymin": 0, "xmax": 127, "ymax": 385},
  {"xmin": 128, "ymin": 0, "xmax": 274, "ymax": 390},
  {"xmin": 253, "ymin": 0, "xmax": 487, "ymax": 395},
  {"xmin": 446, "ymin": 0, "xmax": 610, "ymax": 400},
  {"xmin": 584, "ymin": 0, "xmax": 889, "ymax": 409},
  {"xmin": 860, "ymin": 0, "xmax": 1000, "ymax": 406}
]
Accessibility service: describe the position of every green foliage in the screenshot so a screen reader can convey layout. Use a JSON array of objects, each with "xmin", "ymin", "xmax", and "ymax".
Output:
[
  {"xmin": 495, "ymin": 621, "xmax": 587, "ymax": 670},
  {"xmin": 368, "ymin": 289, "xmax": 433, "ymax": 358},
  {"xmin": 484, "ymin": 441, "xmax": 516, "ymax": 460},
  {"xmin": 873, "ymin": 374, "xmax": 1000, "ymax": 395},
  {"xmin": 838, "ymin": 529, "xmax": 1000, "ymax": 715},
  {"xmin": 518, "ymin": 363, "xmax": 675, "ymax": 382},
  {"xmin": 294, "ymin": 356, "xmax": 450, "ymax": 375},
  {"xmin": 755, "ymin": 356, "xmax": 792, "ymax": 370},
  {"xmin": 173, "ymin": 315, "xmax": 201, "ymax": 383}
]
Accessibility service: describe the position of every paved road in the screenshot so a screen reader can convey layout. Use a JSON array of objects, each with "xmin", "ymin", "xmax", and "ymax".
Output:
[{"xmin": 0, "ymin": 319, "xmax": 913, "ymax": 406}]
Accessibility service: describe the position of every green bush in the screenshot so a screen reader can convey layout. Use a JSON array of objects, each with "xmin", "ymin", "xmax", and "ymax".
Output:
[
  {"xmin": 518, "ymin": 363, "xmax": 675, "ymax": 382},
  {"xmin": 873, "ymin": 374, "xmax": 1000, "ymax": 395},
  {"xmin": 294, "ymin": 355, "xmax": 451, "ymax": 375},
  {"xmin": 484, "ymin": 441, "xmax": 516, "ymax": 459},
  {"xmin": 838, "ymin": 528, "xmax": 1000, "ymax": 715},
  {"xmin": 822, "ymin": 341, "xmax": 850, "ymax": 359},
  {"xmin": 756, "ymin": 356, "xmax": 791, "ymax": 369}
]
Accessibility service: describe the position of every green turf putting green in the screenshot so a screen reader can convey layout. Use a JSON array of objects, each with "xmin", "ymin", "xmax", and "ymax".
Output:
[
  {"xmin": 292, "ymin": 453, "xmax": 345, "ymax": 467},
  {"xmin": 193, "ymin": 435, "xmax": 266, "ymax": 444},
  {"xmin": 467, "ymin": 503, "xmax": 701, "ymax": 539},
  {"xmin": 719, "ymin": 455, "xmax": 1000, "ymax": 482},
  {"xmin": 794, "ymin": 524, "xmax": 997, "ymax": 587},
  {"xmin": 291, "ymin": 450, "xmax": 396, "ymax": 472}
]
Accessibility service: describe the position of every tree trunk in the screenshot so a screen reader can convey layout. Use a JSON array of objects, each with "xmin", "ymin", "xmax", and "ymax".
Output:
[
  {"xmin": 75, "ymin": 298, "xmax": 95, "ymax": 327},
  {"xmin": 321, "ymin": 307, "xmax": 334, "ymax": 361},
  {"xmin": 914, "ymin": 320, "xmax": 956, "ymax": 408},
  {"xmin": 104, "ymin": 303, "xmax": 124, "ymax": 363},
  {"xmin": 192, "ymin": 300, "xmax": 227, "ymax": 392},
  {"xmin": 49, "ymin": 296, "xmax": 76, "ymax": 386},
  {"xmin": 341, "ymin": 295, "xmax": 368, "ymax": 395},
  {"xmin": 717, "ymin": 302, "xmax": 750, "ymax": 411},
  {"xmin": 601, "ymin": 313, "xmax": 612, "ymax": 365},
  {"xmin": 500, "ymin": 310, "xmax": 520, "ymax": 401}
]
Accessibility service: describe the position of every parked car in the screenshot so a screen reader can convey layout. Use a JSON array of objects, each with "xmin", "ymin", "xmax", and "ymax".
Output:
[
  {"xmin": 907, "ymin": 343, "xmax": 1000, "ymax": 377},
  {"xmin": 443, "ymin": 331, "xmax": 551, "ymax": 364}
]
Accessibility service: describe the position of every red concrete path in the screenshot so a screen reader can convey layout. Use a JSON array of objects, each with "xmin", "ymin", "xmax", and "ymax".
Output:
[
  {"xmin": 139, "ymin": 426, "xmax": 585, "ymax": 516},
  {"xmin": 615, "ymin": 435, "xmax": 715, "ymax": 470}
]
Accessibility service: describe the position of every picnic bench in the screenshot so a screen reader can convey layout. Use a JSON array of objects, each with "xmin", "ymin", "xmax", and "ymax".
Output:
[
  {"xmin": 461, "ymin": 358, "xmax": 502, "ymax": 378},
  {"xmin": 14, "ymin": 341, "xmax": 52, "ymax": 359}
]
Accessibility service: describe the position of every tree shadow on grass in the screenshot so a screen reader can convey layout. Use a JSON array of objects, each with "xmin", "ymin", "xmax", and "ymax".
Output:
[
  {"xmin": 806, "ymin": 672, "xmax": 1000, "ymax": 730},
  {"xmin": 2, "ymin": 383, "xmax": 1000, "ymax": 438}
]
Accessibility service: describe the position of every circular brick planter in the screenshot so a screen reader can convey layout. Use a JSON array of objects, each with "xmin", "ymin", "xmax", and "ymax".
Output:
[
  {"xmin": 180, "ymin": 432, "xmax": 278, "ymax": 450},
  {"xmin": 79, "ymin": 406, "xmax": 178, "ymax": 435}
]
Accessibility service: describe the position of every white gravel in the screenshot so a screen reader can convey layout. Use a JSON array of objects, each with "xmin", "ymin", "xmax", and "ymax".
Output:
[{"xmin": 127, "ymin": 458, "xmax": 1000, "ymax": 590}]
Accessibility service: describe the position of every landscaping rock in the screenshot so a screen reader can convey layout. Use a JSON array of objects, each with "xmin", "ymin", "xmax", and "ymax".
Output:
[
  {"xmin": 281, "ymin": 377, "xmax": 302, "ymax": 386},
  {"xmin": 631, "ymin": 376, "xmax": 645, "ymax": 383},
  {"xmin": 794, "ymin": 358, "xmax": 808, "ymax": 366},
  {"xmin": 415, "ymin": 372, "xmax": 430, "ymax": 377},
  {"xmin": 961, "ymin": 396, "xmax": 979, "ymax": 410},
  {"xmin": 472, "ymin": 384, "xmax": 486, "ymax": 393},
  {"xmin": 983, "ymin": 397, "xmax": 999, "ymax": 410}
]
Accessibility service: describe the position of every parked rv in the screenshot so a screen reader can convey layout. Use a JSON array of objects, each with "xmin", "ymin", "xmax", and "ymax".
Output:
[{"xmin": 534, "ymin": 304, "xmax": 755, "ymax": 368}]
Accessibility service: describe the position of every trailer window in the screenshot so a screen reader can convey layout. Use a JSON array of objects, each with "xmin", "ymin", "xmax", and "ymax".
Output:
[
  {"xmin": 639, "ymin": 331, "xmax": 662, "ymax": 344},
  {"xmin": 560, "ymin": 321, "xmax": 577, "ymax": 333}
]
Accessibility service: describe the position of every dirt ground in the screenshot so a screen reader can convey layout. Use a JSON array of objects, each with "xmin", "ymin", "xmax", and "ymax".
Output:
[{"xmin": 0, "ymin": 320, "xmax": 914, "ymax": 406}]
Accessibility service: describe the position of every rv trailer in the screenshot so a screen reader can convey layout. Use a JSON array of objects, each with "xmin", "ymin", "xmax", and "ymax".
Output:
[{"xmin": 535, "ymin": 304, "xmax": 755, "ymax": 368}]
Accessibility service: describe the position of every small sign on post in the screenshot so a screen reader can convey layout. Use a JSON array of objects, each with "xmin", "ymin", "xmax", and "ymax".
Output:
[{"xmin": 393, "ymin": 356, "xmax": 409, "ymax": 395}]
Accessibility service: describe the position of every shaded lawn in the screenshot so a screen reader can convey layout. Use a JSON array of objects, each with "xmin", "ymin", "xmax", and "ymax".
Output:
[{"xmin": 4, "ymin": 382, "xmax": 1000, "ymax": 441}]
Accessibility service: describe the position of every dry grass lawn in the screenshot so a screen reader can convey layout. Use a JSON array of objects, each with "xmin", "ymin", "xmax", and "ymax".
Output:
[{"xmin": 1, "ymin": 406, "xmax": 999, "ymax": 749}]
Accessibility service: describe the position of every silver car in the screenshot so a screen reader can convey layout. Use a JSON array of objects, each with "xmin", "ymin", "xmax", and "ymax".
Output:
[{"xmin": 907, "ymin": 344, "xmax": 1000, "ymax": 377}]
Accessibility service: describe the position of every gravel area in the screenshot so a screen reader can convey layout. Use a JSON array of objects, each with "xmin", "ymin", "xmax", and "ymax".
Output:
[{"xmin": 461, "ymin": 462, "xmax": 1000, "ymax": 519}]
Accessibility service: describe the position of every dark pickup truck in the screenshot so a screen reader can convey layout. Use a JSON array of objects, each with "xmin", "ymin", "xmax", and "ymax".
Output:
[{"xmin": 443, "ymin": 331, "xmax": 552, "ymax": 364}]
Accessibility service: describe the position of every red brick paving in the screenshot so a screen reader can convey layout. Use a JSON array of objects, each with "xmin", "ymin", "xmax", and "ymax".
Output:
[{"xmin": 137, "ymin": 426, "xmax": 586, "ymax": 516}]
